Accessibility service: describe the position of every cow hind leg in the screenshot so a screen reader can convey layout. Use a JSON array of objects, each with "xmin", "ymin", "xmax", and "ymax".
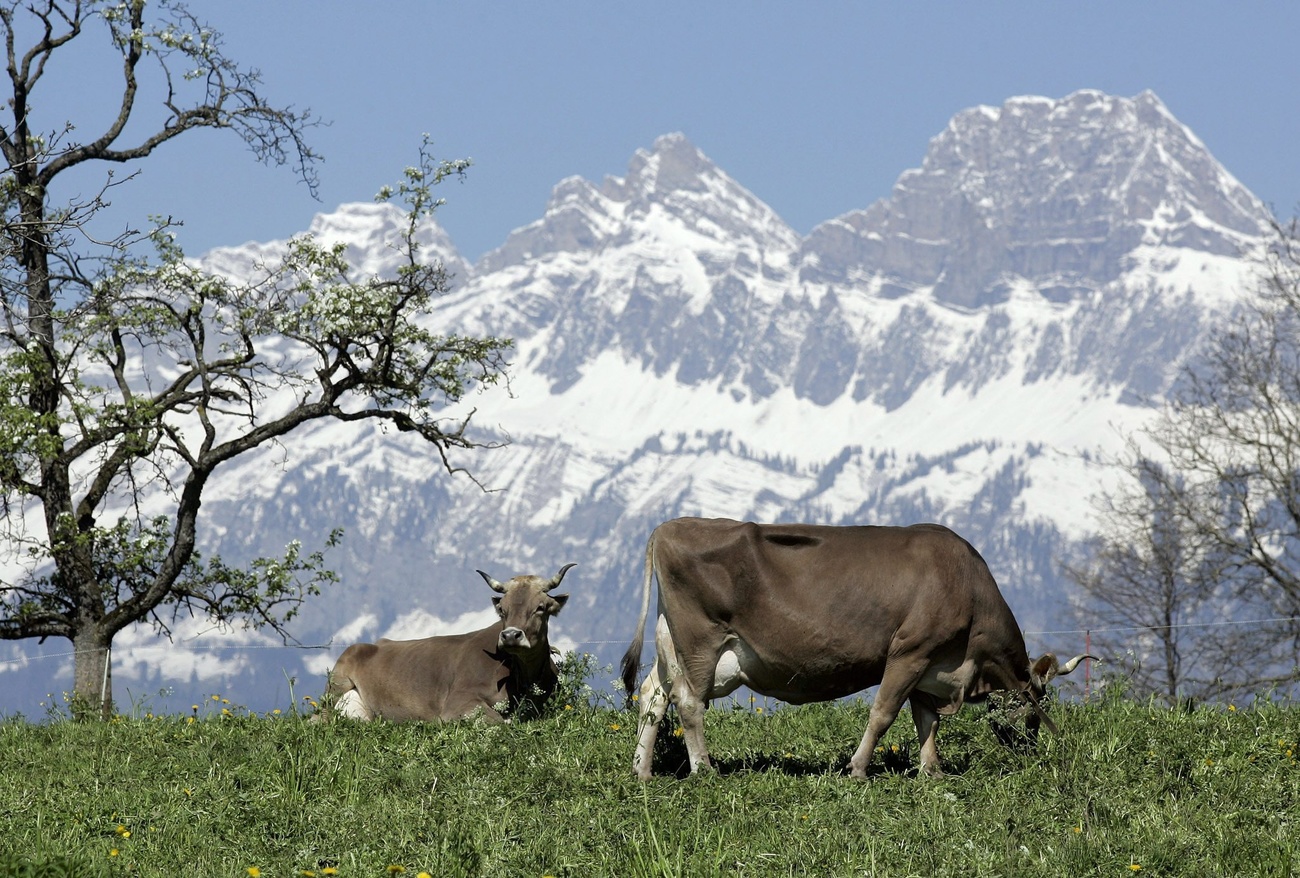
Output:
[
  {"xmin": 654, "ymin": 616, "xmax": 714, "ymax": 776},
  {"xmin": 672, "ymin": 672, "xmax": 710, "ymax": 776},
  {"xmin": 849, "ymin": 658, "xmax": 928, "ymax": 779},
  {"xmin": 634, "ymin": 615, "xmax": 713, "ymax": 779},
  {"xmin": 632, "ymin": 659, "xmax": 670, "ymax": 781},
  {"xmin": 334, "ymin": 688, "xmax": 373, "ymax": 721}
]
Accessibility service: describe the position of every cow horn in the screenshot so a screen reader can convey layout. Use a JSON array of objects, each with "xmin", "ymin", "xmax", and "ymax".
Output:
[
  {"xmin": 476, "ymin": 569, "xmax": 507, "ymax": 593},
  {"xmin": 1058, "ymin": 654, "xmax": 1100, "ymax": 676},
  {"xmin": 1024, "ymin": 689, "xmax": 1060, "ymax": 735},
  {"xmin": 548, "ymin": 562, "xmax": 577, "ymax": 590}
]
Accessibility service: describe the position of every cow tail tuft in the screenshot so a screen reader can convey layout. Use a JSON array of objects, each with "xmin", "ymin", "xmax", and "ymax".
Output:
[{"xmin": 620, "ymin": 528, "xmax": 657, "ymax": 706}]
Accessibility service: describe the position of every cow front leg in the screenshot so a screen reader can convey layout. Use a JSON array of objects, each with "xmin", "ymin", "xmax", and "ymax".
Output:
[
  {"xmin": 849, "ymin": 659, "xmax": 925, "ymax": 779},
  {"xmin": 909, "ymin": 693, "xmax": 943, "ymax": 778}
]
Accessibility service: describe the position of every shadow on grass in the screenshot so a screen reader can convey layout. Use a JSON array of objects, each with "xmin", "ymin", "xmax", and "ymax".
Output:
[{"xmin": 651, "ymin": 732, "xmax": 923, "ymax": 779}]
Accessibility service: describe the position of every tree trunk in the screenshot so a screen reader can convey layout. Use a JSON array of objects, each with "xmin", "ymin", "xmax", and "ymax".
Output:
[{"xmin": 71, "ymin": 627, "xmax": 113, "ymax": 721}]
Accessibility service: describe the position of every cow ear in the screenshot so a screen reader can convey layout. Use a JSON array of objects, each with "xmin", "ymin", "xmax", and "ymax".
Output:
[
  {"xmin": 1030, "ymin": 653, "xmax": 1059, "ymax": 685},
  {"xmin": 491, "ymin": 596, "xmax": 503, "ymax": 615},
  {"xmin": 550, "ymin": 593, "xmax": 570, "ymax": 614}
]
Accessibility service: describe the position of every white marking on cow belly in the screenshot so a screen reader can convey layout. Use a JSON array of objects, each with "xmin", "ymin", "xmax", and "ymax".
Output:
[
  {"xmin": 710, "ymin": 638, "xmax": 756, "ymax": 698},
  {"xmin": 918, "ymin": 659, "xmax": 976, "ymax": 702},
  {"xmin": 335, "ymin": 689, "xmax": 371, "ymax": 720}
]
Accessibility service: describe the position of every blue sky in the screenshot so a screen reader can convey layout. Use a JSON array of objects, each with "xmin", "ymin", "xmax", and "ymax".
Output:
[{"xmin": 45, "ymin": 3, "xmax": 1300, "ymax": 262}]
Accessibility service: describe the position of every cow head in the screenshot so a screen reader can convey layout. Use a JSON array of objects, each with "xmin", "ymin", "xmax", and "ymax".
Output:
[
  {"xmin": 477, "ymin": 563, "xmax": 575, "ymax": 654},
  {"xmin": 1023, "ymin": 652, "xmax": 1099, "ymax": 735}
]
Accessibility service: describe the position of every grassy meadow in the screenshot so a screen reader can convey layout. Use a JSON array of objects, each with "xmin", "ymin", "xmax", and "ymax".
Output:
[{"xmin": 0, "ymin": 678, "xmax": 1297, "ymax": 877}]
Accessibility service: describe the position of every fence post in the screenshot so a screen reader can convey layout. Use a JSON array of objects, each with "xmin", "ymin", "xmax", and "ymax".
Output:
[
  {"xmin": 1084, "ymin": 629, "xmax": 1091, "ymax": 702},
  {"xmin": 100, "ymin": 645, "xmax": 112, "ymax": 720}
]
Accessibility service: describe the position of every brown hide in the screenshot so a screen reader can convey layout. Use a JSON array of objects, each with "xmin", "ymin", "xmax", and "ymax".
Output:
[
  {"xmin": 621, "ymin": 518, "xmax": 1084, "ymax": 779},
  {"xmin": 325, "ymin": 565, "xmax": 573, "ymax": 722}
]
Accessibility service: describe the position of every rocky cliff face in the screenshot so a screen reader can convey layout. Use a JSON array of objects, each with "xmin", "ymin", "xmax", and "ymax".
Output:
[{"xmin": 0, "ymin": 91, "xmax": 1274, "ymax": 712}]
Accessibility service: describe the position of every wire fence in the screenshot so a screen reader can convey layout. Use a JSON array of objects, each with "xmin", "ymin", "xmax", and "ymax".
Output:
[{"xmin": 4, "ymin": 615, "xmax": 1297, "ymax": 670}]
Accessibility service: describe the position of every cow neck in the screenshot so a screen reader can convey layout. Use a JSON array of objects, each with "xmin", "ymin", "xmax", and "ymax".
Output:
[{"xmin": 503, "ymin": 641, "xmax": 552, "ymax": 682}]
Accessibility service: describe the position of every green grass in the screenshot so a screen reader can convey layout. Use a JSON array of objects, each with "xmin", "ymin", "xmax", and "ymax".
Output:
[{"xmin": 0, "ymin": 690, "xmax": 1297, "ymax": 877}]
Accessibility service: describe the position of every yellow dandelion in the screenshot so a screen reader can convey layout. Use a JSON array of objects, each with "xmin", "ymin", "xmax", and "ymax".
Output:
[
  {"xmin": 192, "ymin": 704, "xmax": 199, "ymax": 712},
  {"xmin": 631, "ymin": 694, "xmax": 639, "ymax": 702},
  {"xmin": 221, "ymin": 708, "xmax": 232, "ymax": 717},
  {"xmin": 115, "ymin": 824, "xmax": 127, "ymax": 836},
  {"xmin": 756, "ymin": 707, "xmax": 764, "ymax": 714},
  {"xmin": 386, "ymin": 866, "xmax": 405, "ymax": 874},
  {"xmin": 221, "ymin": 698, "xmax": 230, "ymax": 705},
  {"xmin": 273, "ymin": 709, "xmax": 282, "ymax": 715},
  {"xmin": 109, "ymin": 849, "xmax": 119, "ymax": 858},
  {"xmin": 1129, "ymin": 866, "xmax": 1141, "ymax": 873},
  {"xmin": 419, "ymin": 873, "xmax": 433, "ymax": 878},
  {"xmin": 186, "ymin": 716, "xmax": 195, "ymax": 724},
  {"xmin": 564, "ymin": 704, "xmax": 573, "ymax": 711},
  {"xmin": 248, "ymin": 868, "xmax": 262, "ymax": 877},
  {"xmin": 1074, "ymin": 825, "xmax": 1082, "ymax": 833},
  {"xmin": 211, "ymin": 694, "xmax": 220, "ymax": 701},
  {"xmin": 183, "ymin": 788, "xmax": 193, "ymax": 797},
  {"xmin": 609, "ymin": 723, "xmax": 622, "ymax": 731},
  {"xmin": 1228, "ymin": 704, "xmax": 1236, "ymax": 712},
  {"xmin": 891, "ymin": 744, "xmax": 899, "ymax": 753},
  {"xmin": 321, "ymin": 868, "xmax": 339, "ymax": 875},
  {"xmin": 673, "ymin": 727, "xmax": 684, "ymax": 738}
]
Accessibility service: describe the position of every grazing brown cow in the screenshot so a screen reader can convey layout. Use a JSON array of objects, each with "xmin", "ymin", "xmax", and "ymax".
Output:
[
  {"xmin": 325, "ymin": 563, "xmax": 575, "ymax": 722},
  {"xmin": 620, "ymin": 518, "xmax": 1093, "ymax": 779}
]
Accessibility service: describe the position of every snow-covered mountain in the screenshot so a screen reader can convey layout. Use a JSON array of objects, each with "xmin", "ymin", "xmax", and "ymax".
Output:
[{"xmin": 0, "ymin": 90, "xmax": 1275, "ymax": 714}]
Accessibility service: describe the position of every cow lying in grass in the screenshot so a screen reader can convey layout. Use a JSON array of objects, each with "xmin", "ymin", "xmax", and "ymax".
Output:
[{"xmin": 324, "ymin": 563, "xmax": 575, "ymax": 722}]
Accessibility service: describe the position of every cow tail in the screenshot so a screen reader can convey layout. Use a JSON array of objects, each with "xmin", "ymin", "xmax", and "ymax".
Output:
[{"xmin": 619, "ymin": 528, "xmax": 657, "ymax": 706}]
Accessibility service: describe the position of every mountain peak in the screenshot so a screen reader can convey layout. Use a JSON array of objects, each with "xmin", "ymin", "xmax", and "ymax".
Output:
[
  {"xmin": 606, "ymin": 132, "xmax": 715, "ymax": 197},
  {"xmin": 801, "ymin": 89, "xmax": 1270, "ymax": 305},
  {"xmin": 200, "ymin": 200, "xmax": 468, "ymax": 284},
  {"xmin": 479, "ymin": 133, "xmax": 797, "ymax": 273}
]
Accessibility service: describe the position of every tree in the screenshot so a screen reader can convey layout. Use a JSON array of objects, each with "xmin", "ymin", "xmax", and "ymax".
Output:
[
  {"xmin": 1072, "ymin": 220, "xmax": 1300, "ymax": 702},
  {"xmin": 0, "ymin": 1, "xmax": 511, "ymax": 719},
  {"xmin": 1067, "ymin": 457, "xmax": 1236, "ymax": 703}
]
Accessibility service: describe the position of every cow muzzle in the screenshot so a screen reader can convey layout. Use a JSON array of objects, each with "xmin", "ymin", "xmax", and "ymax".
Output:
[{"xmin": 499, "ymin": 627, "xmax": 530, "ymax": 651}]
